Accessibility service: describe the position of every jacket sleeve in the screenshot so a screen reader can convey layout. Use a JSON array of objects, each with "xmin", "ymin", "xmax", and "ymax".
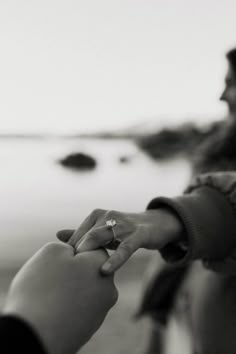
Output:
[
  {"xmin": 0, "ymin": 315, "xmax": 47, "ymax": 354},
  {"xmin": 147, "ymin": 172, "xmax": 236, "ymax": 266}
]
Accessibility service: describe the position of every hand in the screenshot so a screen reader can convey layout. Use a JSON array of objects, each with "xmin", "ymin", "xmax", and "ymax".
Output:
[
  {"xmin": 57, "ymin": 208, "xmax": 184, "ymax": 275},
  {"xmin": 3, "ymin": 242, "xmax": 118, "ymax": 354}
]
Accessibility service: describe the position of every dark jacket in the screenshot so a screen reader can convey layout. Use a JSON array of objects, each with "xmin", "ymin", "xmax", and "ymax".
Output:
[{"xmin": 0, "ymin": 315, "xmax": 47, "ymax": 353}]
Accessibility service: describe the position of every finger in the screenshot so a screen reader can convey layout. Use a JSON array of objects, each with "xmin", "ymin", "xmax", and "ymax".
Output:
[
  {"xmin": 75, "ymin": 226, "xmax": 114, "ymax": 253},
  {"xmin": 56, "ymin": 229, "xmax": 75, "ymax": 243},
  {"xmin": 68, "ymin": 210, "xmax": 101, "ymax": 247},
  {"xmin": 101, "ymin": 233, "xmax": 142, "ymax": 275},
  {"xmin": 75, "ymin": 247, "xmax": 110, "ymax": 261},
  {"xmin": 42, "ymin": 241, "xmax": 75, "ymax": 258}
]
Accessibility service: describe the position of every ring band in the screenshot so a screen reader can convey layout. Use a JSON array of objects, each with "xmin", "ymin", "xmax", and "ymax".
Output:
[{"xmin": 106, "ymin": 219, "xmax": 121, "ymax": 249}]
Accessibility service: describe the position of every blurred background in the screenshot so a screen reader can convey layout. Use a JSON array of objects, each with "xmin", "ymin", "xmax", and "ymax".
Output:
[{"xmin": 0, "ymin": 0, "xmax": 236, "ymax": 353}]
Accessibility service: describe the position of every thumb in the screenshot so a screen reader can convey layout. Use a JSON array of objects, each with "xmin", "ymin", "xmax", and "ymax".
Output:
[
  {"xmin": 56, "ymin": 229, "xmax": 75, "ymax": 243},
  {"xmin": 101, "ymin": 233, "xmax": 141, "ymax": 275}
]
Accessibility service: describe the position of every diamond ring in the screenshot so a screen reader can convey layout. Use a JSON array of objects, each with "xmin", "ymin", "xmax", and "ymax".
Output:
[
  {"xmin": 106, "ymin": 219, "xmax": 117, "ymax": 228},
  {"xmin": 106, "ymin": 219, "xmax": 121, "ymax": 249}
]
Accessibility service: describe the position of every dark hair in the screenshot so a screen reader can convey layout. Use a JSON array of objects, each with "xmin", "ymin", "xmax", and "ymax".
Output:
[{"xmin": 226, "ymin": 48, "xmax": 236, "ymax": 74}]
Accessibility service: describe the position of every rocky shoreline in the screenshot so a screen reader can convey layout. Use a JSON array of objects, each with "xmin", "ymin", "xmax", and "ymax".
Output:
[{"xmin": 135, "ymin": 122, "xmax": 221, "ymax": 161}]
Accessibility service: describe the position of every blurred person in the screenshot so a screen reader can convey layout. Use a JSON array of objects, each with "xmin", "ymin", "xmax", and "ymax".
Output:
[
  {"xmin": 0, "ymin": 242, "xmax": 118, "ymax": 354},
  {"xmin": 138, "ymin": 48, "xmax": 236, "ymax": 172},
  {"xmin": 220, "ymin": 48, "xmax": 236, "ymax": 115},
  {"xmin": 193, "ymin": 48, "xmax": 236, "ymax": 173},
  {"xmin": 140, "ymin": 46, "xmax": 236, "ymax": 353}
]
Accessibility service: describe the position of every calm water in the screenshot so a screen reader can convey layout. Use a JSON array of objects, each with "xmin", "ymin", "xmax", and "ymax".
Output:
[{"xmin": 0, "ymin": 138, "xmax": 191, "ymax": 267}]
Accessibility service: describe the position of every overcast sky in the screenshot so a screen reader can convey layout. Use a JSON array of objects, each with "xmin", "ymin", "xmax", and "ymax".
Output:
[{"xmin": 0, "ymin": 0, "xmax": 236, "ymax": 134}]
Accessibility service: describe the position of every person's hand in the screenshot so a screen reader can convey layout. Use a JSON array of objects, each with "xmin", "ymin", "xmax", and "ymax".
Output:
[
  {"xmin": 57, "ymin": 208, "xmax": 184, "ymax": 275},
  {"xmin": 3, "ymin": 242, "xmax": 118, "ymax": 354}
]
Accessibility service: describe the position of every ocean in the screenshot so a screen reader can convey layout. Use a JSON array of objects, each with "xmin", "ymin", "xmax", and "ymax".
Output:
[{"xmin": 0, "ymin": 137, "xmax": 191, "ymax": 268}]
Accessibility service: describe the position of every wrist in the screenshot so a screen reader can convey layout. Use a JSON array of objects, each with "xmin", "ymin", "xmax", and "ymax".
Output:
[
  {"xmin": 159, "ymin": 207, "xmax": 186, "ymax": 245},
  {"xmin": 152, "ymin": 207, "xmax": 188, "ymax": 263},
  {"xmin": 145, "ymin": 208, "xmax": 186, "ymax": 250}
]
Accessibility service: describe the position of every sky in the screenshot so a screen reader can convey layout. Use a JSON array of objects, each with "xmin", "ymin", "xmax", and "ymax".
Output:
[{"xmin": 0, "ymin": 0, "xmax": 236, "ymax": 134}]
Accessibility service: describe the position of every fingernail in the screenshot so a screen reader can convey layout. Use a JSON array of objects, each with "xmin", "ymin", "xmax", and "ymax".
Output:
[{"xmin": 102, "ymin": 262, "xmax": 112, "ymax": 273}]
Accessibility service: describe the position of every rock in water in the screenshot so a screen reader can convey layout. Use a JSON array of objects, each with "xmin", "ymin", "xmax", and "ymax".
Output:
[
  {"xmin": 59, "ymin": 153, "xmax": 96, "ymax": 170},
  {"xmin": 119, "ymin": 156, "xmax": 130, "ymax": 163}
]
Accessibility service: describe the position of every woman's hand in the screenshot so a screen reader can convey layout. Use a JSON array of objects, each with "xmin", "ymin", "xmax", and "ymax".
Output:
[{"xmin": 57, "ymin": 208, "xmax": 184, "ymax": 274}]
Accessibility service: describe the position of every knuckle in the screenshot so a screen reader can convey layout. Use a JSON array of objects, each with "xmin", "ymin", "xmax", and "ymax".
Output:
[
  {"xmin": 105, "ymin": 210, "xmax": 117, "ymax": 218},
  {"xmin": 92, "ymin": 208, "xmax": 105, "ymax": 217},
  {"xmin": 91, "ymin": 209, "xmax": 99, "ymax": 216},
  {"xmin": 43, "ymin": 242, "xmax": 65, "ymax": 255},
  {"xmin": 44, "ymin": 242, "xmax": 60, "ymax": 251}
]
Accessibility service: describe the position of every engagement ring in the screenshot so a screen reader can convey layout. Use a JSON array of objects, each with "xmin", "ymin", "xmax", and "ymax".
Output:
[
  {"xmin": 106, "ymin": 219, "xmax": 117, "ymax": 228},
  {"xmin": 106, "ymin": 219, "xmax": 121, "ymax": 250}
]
